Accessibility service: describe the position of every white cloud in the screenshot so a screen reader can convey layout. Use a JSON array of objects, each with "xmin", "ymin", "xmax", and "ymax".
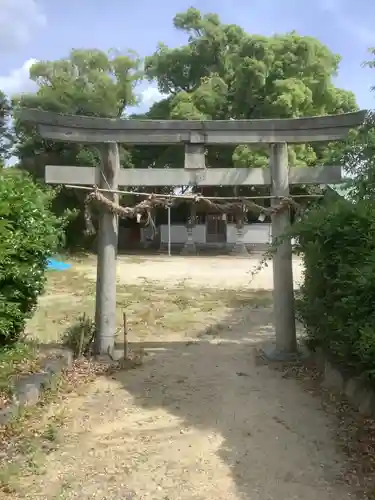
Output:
[
  {"xmin": 0, "ymin": 59, "xmax": 38, "ymax": 95},
  {"xmin": 0, "ymin": 0, "xmax": 46, "ymax": 52},
  {"xmin": 140, "ymin": 85, "xmax": 166, "ymax": 107},
  {"xmin": 128, "ymin": 84, "xmax": 167, "ymax": 114}
]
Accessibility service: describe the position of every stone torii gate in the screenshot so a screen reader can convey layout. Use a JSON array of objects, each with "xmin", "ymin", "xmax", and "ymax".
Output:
[{"xmin": 18, "ymin": 109, "xmax": 365, "ymax": 360}]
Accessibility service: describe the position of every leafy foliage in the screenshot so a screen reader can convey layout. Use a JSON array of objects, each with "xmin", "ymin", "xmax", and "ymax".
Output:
[
  {"xmin": 342, "ymin": 110, "xmax": 375, "ymax": 201},
  {"xmin": 291, "ymin": 197, "xmax": 375, "ymax": 381},
  {"xmin": 293, "ymin": 49, "xmax": 375, "ymax": 381},
  {"xmin": 0, "ymin": 91, "xmax": 12, "ymax": 168},
  {"xmin": 11, "ymin": 48, "xmax": 141, "ymax": 246},
  {"xmin": 4, "ymin": 9, "xmax": 361, "ymax": 247},
  {"xmin": 13, "ymin": 48, "xmax": 141, "ymax": 178},
  {"xmin": 138, "ymin": 7, "xmax": 358, "ymax": 169},
  {"xmin": 0, "ymin": 169, "xmax": 66, "ymax": 346},
  {"xmin": 332, "ymin": 50, "xmax": 375, "ymax": 201}
]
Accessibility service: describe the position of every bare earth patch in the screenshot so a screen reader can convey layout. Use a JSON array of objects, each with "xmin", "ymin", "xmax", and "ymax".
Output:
[
  {"xmin": 81, "ymin": 254, "xmax": 304, "ymax": 289},
  {"xmin": 9, "ymin": 255, "xmax": 366, "ymax": 499}
]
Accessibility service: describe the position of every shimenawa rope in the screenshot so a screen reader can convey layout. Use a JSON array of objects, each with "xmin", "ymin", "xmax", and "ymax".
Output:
[{"xmin": 83, "ymin": 186, "xmax": 300, "ymax": 236}]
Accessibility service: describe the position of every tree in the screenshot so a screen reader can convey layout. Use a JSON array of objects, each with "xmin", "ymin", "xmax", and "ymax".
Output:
[
  {"xmin": 9, "ymin": 11, "xmax": 362, "ymax": 246},
  {"xmin": 0, "ymin": 90, "xmax": 12, "ymax": 168},
  {"xmin": 343, "ymin": 49, "xmax": 375, "ymax": 200},
  {"xmin": 13, "ymin": 48, "xmax": 142, "ymax": 178},
  {"xmin": 12, "ymin": 49, "xmax": 142, "ymax": 247},
  {"xmin": 288, "ymin": 49, "xmax": 375, "ymax": 382},
  {"xmin": 132, "ymin": 8, "xmax": 358, "ymax": 170}
]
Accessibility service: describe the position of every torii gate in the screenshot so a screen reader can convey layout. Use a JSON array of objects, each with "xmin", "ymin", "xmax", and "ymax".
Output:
[{"xmin": 18, "ymin": 109, "xmax": 365, "ymax": 360}]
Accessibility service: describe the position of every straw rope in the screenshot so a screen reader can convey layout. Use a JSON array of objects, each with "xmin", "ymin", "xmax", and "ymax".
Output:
[{"xmin": 83, "ymin": 186, "xmax": 301, "ymax": 236}]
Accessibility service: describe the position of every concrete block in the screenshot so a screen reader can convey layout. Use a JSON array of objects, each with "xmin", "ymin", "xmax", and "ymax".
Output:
[
  {"xmin": 344, "ymin": 377, "xmax": 358, "ymax": 400},
  {"xmin": 0, "ymin": 404, "xmax": 19, "ymax": 425},
  {"xmin": 15, "ymin": 381, "xmax": 41, "ymax": 407},
  {"xmin": 0, "ymin": 347, "xmax": 74, "ymax": 424},
  {"xmin": 323, "ymin": 360, "xmax": 345, "ymax": 392},
  {"xmin": 358, "ymin": 387, "xmax": 375, "ymax": 416}
]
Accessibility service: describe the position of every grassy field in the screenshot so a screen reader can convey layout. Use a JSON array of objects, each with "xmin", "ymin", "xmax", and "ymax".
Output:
[{"xmin": 26, "ymin": 264, "xmax": 273, "ymax": 347}]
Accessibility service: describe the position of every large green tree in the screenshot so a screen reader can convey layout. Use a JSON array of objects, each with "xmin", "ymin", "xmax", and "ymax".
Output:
[
  {"xmin": 0, "ymin": 90, "xmax": 12, "ymax": 168},
  {"xmin": 13, "ymin": 11, "xmax": 359, "ymax": 175},
  {"xmin": 130, "ymin": 8, "xmax": 358, "ymax": 170},
  {"xmin": 13, "ymin": 48, "xmax": 142, "ymax": 179},
  {"xmin": 12, "ymin": 49, "xmax": 142, "ymax": 247},
  {"xmin": 343, "ymin": 49, "xmax": 375, "ymax": 200},
  {"xmin": 11, "ymin": 9, "xmax": 362, "ymax": 246}
]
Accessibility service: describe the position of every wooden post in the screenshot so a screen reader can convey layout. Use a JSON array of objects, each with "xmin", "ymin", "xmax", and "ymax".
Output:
[
  {"xmin": 94, "ymin": 143, "xmax": 119, "ymax": 355},
  {"xmin": 264, "ymin": 143, "xmax": 297, "ymax": 360}
]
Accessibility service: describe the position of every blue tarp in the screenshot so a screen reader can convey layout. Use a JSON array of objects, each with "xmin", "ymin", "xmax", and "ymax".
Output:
[{"xmin": 47, "ymin": 258, "xmax": 72, "ymax": 271}]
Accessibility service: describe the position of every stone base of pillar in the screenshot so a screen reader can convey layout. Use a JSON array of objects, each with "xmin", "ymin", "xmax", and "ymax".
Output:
[
  {"xmin": 181, "ymin": 240, "xmax": 197, "ymax": 255},
  {"xmin": 231, "ymin": 220, "xmax": 249, "ymax": 256},
  {"xmin": 261, "ymin": 342, "xmax": 309, "ymax": 362},
  {"xmin": 231, "ymin": 241, "xmax": 250, "ymax": 255}
]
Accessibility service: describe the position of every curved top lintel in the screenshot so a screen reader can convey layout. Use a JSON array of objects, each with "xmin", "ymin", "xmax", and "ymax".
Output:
[{"xmin": 17, "ymin": 108, "xmax": 367, "ymax": 132}]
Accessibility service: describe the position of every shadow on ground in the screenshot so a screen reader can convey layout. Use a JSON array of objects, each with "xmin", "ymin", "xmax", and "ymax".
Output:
[{"xmin": 103, "ymin": 304, "xmax": 354, "ymax": 500}]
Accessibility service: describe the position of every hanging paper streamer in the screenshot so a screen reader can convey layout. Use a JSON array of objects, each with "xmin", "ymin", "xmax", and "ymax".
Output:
[{"xmin": 258, "ymin": 212, "xmax": 266, "ymax": 222}]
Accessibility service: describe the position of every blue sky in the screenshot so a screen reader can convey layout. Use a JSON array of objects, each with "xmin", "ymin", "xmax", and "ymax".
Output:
[{"xmin": 1, "ymin": 0, "xmax": 375, "ymax": 112}]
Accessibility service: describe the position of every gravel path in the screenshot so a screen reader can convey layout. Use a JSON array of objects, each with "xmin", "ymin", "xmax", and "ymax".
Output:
[{"xmin": 19, "ymin": 256, "xmax": 358, "ymax": 499}]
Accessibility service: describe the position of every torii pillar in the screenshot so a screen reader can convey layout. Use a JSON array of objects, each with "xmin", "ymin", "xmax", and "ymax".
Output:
[{"xmin": 181, "ymin": 143, "xmax": 205, "ymax": 255}]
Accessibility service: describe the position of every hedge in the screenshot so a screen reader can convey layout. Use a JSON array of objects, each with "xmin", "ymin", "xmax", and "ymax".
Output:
[
  {"xmin": 0, "ymin": 169, "xmax": 66, "ymax": 346},
  {"xmin": 292, "ymin": 197, "xmax": 375, "ymax": 382}
]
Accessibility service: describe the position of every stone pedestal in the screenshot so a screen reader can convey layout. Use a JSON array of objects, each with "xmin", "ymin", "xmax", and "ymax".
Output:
[
  {"xmin": 181, "ymin": 207, "xmax": 197, "ymax": 255},
  {"xmin": 231, "ymin": 211, "xmax": 249, "ymax": 255}
]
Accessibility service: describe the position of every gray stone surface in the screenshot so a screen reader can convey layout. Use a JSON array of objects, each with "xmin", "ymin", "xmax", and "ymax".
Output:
[
  {"xmin": 230, "ymin": 241, "xmax": 250, "ymax": 256},
  {"xmin": 59, "ymin": 348, "xmax": 74, "ymax": 368},
  {"xmin": 321, "ymin": 356, "xmax": 375, "ymax": 417},
  {"xmin": 18, "ymin": 108, "xmax": 366, "ymax": 144},
  {"xmin": 323, "ymin": 360, "xmax": 345, "ymax": 392},
  {"xmin": 261, "ymin": 342, "xmax": 309, "ymax": 362},
  {"xmin": 181, "ymin": 241, "xmax": 197, "ymax": 255},
  {"xmin": 0, "ymin": 347, "xmax": 73, "ymax": 426},
  {"xmin": 19, "ymin": 108, "xmax": 365, "ymax": 131},
  {"xmin": 0, "ymin": 404, "xmax": 19, "ymax": 425},
  {"xmin": 46, "ymin": 165, "xmax": 344, "ymax": 187},
  {"xmin": 16, "ymin": 381, "xmax": 41, "ymax": 406}
]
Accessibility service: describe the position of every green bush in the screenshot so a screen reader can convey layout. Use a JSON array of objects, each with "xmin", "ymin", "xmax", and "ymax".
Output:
[
  {"xmin": 61, "ymin": 313, "xmax": 96, "ymax": 358},
  {"xmin": 0, "ymin": 169, "xmax": 66, "ymax": 346},
  {"xmin": 292, "ymin": 197, "xmax": 375, "ymax": 381}
]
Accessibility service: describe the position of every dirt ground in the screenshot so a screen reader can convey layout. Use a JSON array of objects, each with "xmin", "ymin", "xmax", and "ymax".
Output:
[
  {"xmin": 85, "ymin": 254, "xmax": 305, "ymax": 289},
  {"xmin": 9, "ymin": 256, "xmax": 360, "ymax": 499}
]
